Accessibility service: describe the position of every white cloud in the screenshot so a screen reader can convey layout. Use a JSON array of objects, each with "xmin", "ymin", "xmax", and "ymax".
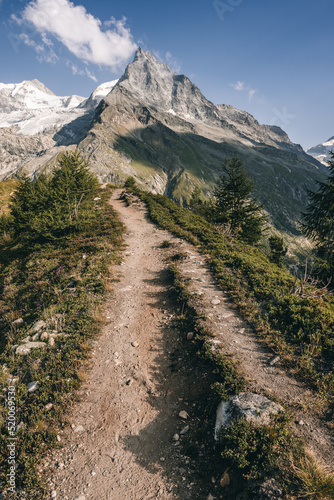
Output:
[
  {"xmin": 248, "ymin": 88, "xmax": 256, "ymax": 101},
  {"xmin": 230, "ymin": 80, "xmax": 257, "ymax": 101},
  {"xmin": 17, "ymin": 0, "xmax": 137, "ymax": 70},
  {"xmin": 20, "ymin": 33, "xmax": 58, "ymax": 63},
  {"xmin": 231, "ymin": 81, "xmax": 245, "ymax": 91},
  {"xmin": 153, "ymin": 50, "xmax": 181, "ymax": 74},
  {"xmin": 165, "ymin": 52, "xmax": 181, "ymax": 74},
  {"xmin": 66, "ymin": 60, "xmax": 97, "ymax": 82}
]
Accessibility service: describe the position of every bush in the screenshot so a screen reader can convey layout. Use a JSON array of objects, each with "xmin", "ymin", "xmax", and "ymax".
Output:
[
  {"xmin": 124, "ymin": 176, "xmax": 137, "ymax": 189},
  {"xmin": 217, "ymin": 415, "xmax": 291, "ymax": 478}
]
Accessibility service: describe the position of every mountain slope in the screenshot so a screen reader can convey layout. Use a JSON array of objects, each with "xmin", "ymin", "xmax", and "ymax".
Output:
[
  {"xmin": 78, "ymin": 48, "xmax": 326, "ymax": 233},
  {"xmin": 307, "ymin": 136, "xmax": 334, "ymax": 165}
]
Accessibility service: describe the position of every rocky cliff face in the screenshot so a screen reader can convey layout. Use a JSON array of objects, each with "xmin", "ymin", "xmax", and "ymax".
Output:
[{"xmin": 0, "ymin": 49, "xmax": 327, "ymax": 233}]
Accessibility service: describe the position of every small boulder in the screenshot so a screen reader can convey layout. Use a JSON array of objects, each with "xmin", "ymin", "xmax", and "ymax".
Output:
[
  {"xmin": 16, "ymin": 342, "xmax": 46, "ymax": 355},
  {"xmin": 215, "ymin": 392, "xmax": 283, "ymax": 440},
  {"xmin": 27, "ymin": 381, "xmax": 39, "ymax": 393},
  {"xmin": 29, "ymin": 320, "xmax": 47, "ymax": 334}
]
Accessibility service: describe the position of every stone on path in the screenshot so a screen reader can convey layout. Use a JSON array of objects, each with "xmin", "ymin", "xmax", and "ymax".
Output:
[
  {"xmin": 215, "ymin": 392, "xmax": 283, "ymax": 440},
  {"xmin": 179, "ymin": 410, "xmax": 189, "ymax": 420}
]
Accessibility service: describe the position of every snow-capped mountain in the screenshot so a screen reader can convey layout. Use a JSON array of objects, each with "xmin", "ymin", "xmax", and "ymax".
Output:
[
  {"xmin": 0, "ymin": 48, "xmax": 327, "ymax": 234},
  {"xmin": 307, "ymin": 137, "xmax": 334, "ymax": 166},
  {"xmin": 0, "ymin": 78, "xmax": 118, "ymax": 135}
]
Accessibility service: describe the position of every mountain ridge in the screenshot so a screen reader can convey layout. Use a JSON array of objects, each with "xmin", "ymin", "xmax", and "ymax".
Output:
[{"xmin": 0, "ymin": 48, "xmax": 328, "ymax": 234}]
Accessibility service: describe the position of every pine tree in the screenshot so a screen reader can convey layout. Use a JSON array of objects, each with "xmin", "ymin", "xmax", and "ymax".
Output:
[
  {"xmin": 269, "ymin": 236, "xmax": 287, "ymax": 265},
  {"xmin": 10, "ymin": 152, "xmax": 99, "ymax": 241},
  {"xmin": 212, "ymin": 156, "xmax": 266, "ymax": 244},
  {"xmin": 301, "ymin": 151, "xmax": 334, "ymax": 280}
]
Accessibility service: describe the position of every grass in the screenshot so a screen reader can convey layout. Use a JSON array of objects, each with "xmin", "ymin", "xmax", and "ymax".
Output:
[
  {"xmin": 0, "ymin": 180, "xmax": 18, "ymax": 215},
  {"xmin": 290, "ymin": 453, "xmax": 334, "ymax": 499},
  {"xmin": 0, "ymin": 185, "xmax": 124, "ymax": 498}
]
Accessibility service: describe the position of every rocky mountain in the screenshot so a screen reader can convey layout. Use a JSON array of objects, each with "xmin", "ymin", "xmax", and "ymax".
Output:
[
  {"xmin": 307, "ymin": 137, "xmax": 334, "ymax": 166},
  {"xmin": 77, "ymin": 48, "xmax": 326, "ymax": 233},
  {"xmin": 0, "ymin": 48, "xmax": 327, "ymax": 233}
]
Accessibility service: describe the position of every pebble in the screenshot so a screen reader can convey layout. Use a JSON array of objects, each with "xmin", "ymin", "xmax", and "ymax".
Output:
[
  {"xmin": 27, "ymin": 381, "xmax": 39, "ymax": 393},
  {"xmin": 131, "ymin": 342, "xmax": 139, "ymax": 348},
  {"xmin": 269, "ymin": 355, "xmax": 280, "ymax": 366},
  {"xmin": 56, "ymin": 435, "xmax": 61, "ymax": 442},
  {"xmin": 173, "ymin": 434, "xmax": 180, "ymax": 441},
  {"xmin": 186, "ymin": 332, "xmax": 194, "ymax": 341},
  {"xmin": 211, "ymin": 299, "xmax": 221, "ymax": 305},
  {"xmin": 179, "ymin": 411, "xmax": 189, "ymax": 420},
  {"xmin": 180, "ymin": 425, "xmax": 190, "ymax": 435},
  {"xmin": 45, "ymin": 403, "xmax": 53, "ymax": 411},
  {"xmin": 74, "ymin": 425, "xmax": 84, "ymax": 433},
  {"xmin": 51, "ymin": 491, "xmax": 57, "ymax": 498},
  {"xmin": 220, "ymin": 469, "xmax": 230, "ymax": 487},
  {"xmin": 160, "ymin": 457, "xmax": 165, "ymax": 462},
  {"xmin": 91, "ymin": 471, "xmax": 96, "ymax": 476},
  {"xmin": 75, "ymin": 496, "xmax": 86, "ymax": 500},
  {"xmin": 13, "ymin": 318, "xmax": 24, "ymax": 325}
]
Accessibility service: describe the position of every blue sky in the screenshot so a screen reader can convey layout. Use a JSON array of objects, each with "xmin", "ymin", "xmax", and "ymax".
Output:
[{"xmin": 0, "ymin": 0, "xmax": 333, "ymax": 149}]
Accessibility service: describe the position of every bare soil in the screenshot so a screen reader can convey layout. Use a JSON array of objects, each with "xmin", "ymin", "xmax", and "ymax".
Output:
[{"xmin": 43, "ymin": 189, "xmax": 334, "ymax": 500}]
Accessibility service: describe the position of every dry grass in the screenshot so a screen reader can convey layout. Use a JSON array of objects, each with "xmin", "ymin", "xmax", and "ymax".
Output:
[
  {"xmin": 0, "ymin": 179, "xmax": 18, "ymax": 214},
  {"xmin": 291, "ymin": 452, "xmax": 334, "ymax": 499}
]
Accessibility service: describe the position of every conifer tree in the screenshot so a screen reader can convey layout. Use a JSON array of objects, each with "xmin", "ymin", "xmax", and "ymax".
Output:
[
  {"xmin": 269, "ymin": 235, "xmax": 287, "ymax": 265},
  {"xmin": 212, "ymin": 156, "xmax": 266, "ymax": 244},
  {"xmin": 301, "ymin": 151, "xmax": 334, "ymax": 280}
]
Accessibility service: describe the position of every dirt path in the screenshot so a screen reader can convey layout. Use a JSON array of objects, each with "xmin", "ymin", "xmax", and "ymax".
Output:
[
  {"xmin": 176, "ymin": 246, "xmax": 334, "ymax": 470},
  {"xmin": 44, "ymin": 190, "xmax": 212, "ymax": 500},
  {"xmin": 44, "ymin": 189, "xmax": 334, "ymax": 500}
]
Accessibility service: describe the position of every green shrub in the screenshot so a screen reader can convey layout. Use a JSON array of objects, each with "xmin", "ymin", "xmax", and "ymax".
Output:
[{"xmin": 217, "ymin": 414, "xmax": 291, "ymax": 478}]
